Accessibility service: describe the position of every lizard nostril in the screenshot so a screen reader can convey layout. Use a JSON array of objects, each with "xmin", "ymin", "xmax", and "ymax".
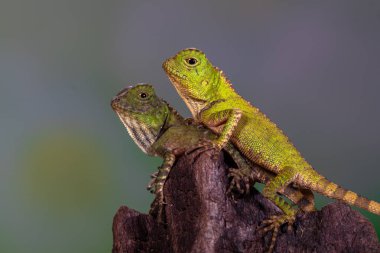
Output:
[{"xmin": 111, "ymin": 97, "xmax": 121, "ymax": 109}]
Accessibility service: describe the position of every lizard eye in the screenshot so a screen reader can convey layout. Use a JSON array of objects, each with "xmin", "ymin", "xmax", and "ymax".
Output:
[
  {"xmin": 139, "ymin": 92, "xmax": 148, "ymax": 99},
  {"xmin": 184, "ymin": 57, "xmax": 199, "ymax": 66}
]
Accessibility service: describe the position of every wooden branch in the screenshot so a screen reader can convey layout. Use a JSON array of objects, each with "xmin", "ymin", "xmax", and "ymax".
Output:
[{"xmin": 112, "ymin": 150, "xmax": 380, "ymax": 253}]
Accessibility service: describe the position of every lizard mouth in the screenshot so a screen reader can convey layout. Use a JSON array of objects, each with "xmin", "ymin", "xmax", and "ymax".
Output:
[
  {"xmin": 162, "ymin": 61, "xmax": 187, "ymax": 80},
  {"xmin": 111, "ymin": 101, "xmax": 149, "ymax": 114},
  {"xmin": 110, "ymin": 97, "xmax": 135, "ymax": 114}
]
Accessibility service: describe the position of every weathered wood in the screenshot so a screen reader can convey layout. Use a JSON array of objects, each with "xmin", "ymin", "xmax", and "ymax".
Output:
[{"xmin": 112, "ymin": 150, "xmax": 380, "ymax": 253}]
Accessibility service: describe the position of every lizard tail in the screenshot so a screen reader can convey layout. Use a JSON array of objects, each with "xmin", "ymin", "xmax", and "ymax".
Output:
[{"xmin": 302, "ymin": 172, "xmax": 380, "ymax": 215}]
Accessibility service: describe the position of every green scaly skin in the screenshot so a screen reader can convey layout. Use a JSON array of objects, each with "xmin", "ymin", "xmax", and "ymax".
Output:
[
  {"xmin": 163, "ymin": 48, "xmax": 380, "ymax": 252},
  {"xmin": 111, "ymin": 84, "xmax": 315, "ymax": 223}
]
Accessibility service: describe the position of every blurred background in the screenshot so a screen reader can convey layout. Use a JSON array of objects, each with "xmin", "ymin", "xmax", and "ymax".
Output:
[{"xmin": 1, "ymin": 0, "xmax": 379, "ymax": 252}]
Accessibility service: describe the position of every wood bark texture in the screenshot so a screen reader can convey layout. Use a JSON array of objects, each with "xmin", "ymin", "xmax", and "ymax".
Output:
[{"xmin": 112, "ymin": 150, "xmax": 380, "ymax": 253}]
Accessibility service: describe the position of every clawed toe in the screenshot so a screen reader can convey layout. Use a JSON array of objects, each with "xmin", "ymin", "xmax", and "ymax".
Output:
[
  {"xmin": 227, "ymin": 168, "xmax": 251, "ymax": 196},
  {"xmin": 259, "ymin": 214, "xmax": 294, "ymax": 232},
  {"xmin": 185, "ymin": 139, "xmax": 221, "ymax": 159},
  {"xmin": 258, "ymin": 214, "xmax": 296, "ymax": 253},
  {"xmin": 146, "ymin": 171, "xmax": 159, "ymax": 192}
]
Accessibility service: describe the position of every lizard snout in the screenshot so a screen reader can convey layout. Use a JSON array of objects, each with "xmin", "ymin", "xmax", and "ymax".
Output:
[{"xmin": 111, "ymin": 96, "xmax": 121, "ymax": 110}]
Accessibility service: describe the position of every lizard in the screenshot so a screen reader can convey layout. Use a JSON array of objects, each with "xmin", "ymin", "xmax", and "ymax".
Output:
[
  {"xmin": 162, "ymin": 48, "xmax": 380, "ymax": 252},
  {"xmin": 110, "ymin": 83, "xmax": 316, "ymax": 222}
]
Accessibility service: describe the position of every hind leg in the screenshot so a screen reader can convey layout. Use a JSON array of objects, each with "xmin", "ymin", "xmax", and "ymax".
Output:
[
  {"xmin": 260, "ymin": 166, "xmax": 300, "ymax": 253},
  {"xmin": 281, "ymin": 187, "xmax": 315, "ymax": 212}
]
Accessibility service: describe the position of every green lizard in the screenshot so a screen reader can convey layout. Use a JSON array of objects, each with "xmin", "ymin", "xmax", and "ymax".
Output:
[
  {"xmin": 163, "ymin": 48, "xmax": 380, "ymax": 252},
  {"xmin": 111, "ymin": 83, "xmax": 316, "ymax": 222}
]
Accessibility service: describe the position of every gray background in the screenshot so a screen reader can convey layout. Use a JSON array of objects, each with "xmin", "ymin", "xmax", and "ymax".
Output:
[{"xmin": 1, "ymin": 0, "xmax": 379, "ymax": 252}]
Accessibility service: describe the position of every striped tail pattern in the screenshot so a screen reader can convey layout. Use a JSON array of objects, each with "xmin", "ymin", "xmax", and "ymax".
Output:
[{"xmin": 302, "ymin": 171, "xmax": 380, "ymax": 215}]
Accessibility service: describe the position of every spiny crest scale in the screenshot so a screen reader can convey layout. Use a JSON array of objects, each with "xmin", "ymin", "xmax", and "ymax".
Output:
[{"xmin": 175, "ymin": 47, "xmax": 205, "ymax": 57}]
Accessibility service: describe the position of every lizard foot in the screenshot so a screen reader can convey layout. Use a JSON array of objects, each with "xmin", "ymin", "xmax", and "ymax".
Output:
[
  {"xmin": 227, "ymin": 168, "xmax": 251, "ymax": 196},
  {"xmin": 185, "ymin": 139, "xmax": 221, "ymax": 160},
  {"xmin": 258, "ymin": 214, "xmax": 296, "ymax": 253},
  {"xmin": 146, "ymin": 171, "xmax": 159, "ymax": 193}
]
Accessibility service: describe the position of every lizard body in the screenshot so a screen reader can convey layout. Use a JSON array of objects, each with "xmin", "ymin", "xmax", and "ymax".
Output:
[
  {"xmin": 111, "ymin": 84, "xmax": 315, "ymax": 222},
  {"xmin": 163, "ymin": 48, "xmax": 380, "ymax": 252}
]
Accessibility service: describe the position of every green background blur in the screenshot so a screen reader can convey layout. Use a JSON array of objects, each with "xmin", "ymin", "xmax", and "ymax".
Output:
[{"xmin": 1, "ymin": 1, "xmax": 379, "ymax": 252}]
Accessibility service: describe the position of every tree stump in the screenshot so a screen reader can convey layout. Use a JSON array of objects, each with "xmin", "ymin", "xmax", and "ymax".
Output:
[{"xmin": 112, "ymin": 150, "xmax": 380, "ymax": 253}]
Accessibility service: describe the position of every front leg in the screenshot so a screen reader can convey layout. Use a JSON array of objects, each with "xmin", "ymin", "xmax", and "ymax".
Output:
[
  {"xmin": 201, "ymin": 108, "xmax": 242, "ymax": 150},
  {"xmin": 149, "ymin": 152, "xmax": 176, "ymax": 222},
  {"xmin": 224, "ymin": 143, "xmax": 255, "ymax": 195}
]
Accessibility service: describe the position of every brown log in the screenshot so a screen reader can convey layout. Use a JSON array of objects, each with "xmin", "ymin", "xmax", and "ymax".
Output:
[{"xmin": 112, "ymin": 150, "xmax": 380, "ymax": 253}]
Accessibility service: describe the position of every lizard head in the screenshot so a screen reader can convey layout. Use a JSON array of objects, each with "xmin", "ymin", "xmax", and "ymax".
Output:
[
  {"xmin": 162, "ymin": 48, "xmax": 227, "ymax": 118},
  {"xmin": 111, "ymin": 84, "xmax": 170, "ymax": 154}
]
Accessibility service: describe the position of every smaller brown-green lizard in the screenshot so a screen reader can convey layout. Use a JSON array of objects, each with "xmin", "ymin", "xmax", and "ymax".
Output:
[{"xmin": 111, "ymin": 83, "xmax": 315, "ymax": 221}]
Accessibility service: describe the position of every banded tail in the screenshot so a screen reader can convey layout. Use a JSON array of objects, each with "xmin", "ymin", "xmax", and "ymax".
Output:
[{"xmin": 302, "ymin": 171, "xmax": 380, "ymax": 215}]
